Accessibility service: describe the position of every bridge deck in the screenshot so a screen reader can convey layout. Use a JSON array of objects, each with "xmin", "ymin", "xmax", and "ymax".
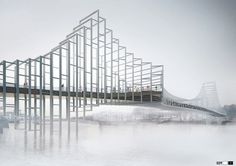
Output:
[{"xmin": 0, "ymin": 86, "xmax": 162, "ymax": 101}]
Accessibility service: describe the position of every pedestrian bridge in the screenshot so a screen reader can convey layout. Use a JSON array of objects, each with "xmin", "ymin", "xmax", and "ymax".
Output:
[{"xmin": 0, "ymin": 10, "xmax": 226, "ymax": 135}]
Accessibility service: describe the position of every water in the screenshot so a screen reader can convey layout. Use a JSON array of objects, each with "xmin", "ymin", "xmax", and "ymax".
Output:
[{"xmin": 0, "ymin": 121, "xmax": 235, "ymax": 166}]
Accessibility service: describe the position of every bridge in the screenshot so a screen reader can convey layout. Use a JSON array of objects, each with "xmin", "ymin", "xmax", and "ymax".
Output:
[
  {"xmin": 0, "ymin": 10, "xmax": 226, "ymax": 136},
  {"xmin": 162, "ymin": 82, "xmax": 225, "ymax": 117}
]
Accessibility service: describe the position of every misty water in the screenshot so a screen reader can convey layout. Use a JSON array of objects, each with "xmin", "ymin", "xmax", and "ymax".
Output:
[{"xmin": 0, "ymin": 105, "xmax": 236, "ymax": 166}]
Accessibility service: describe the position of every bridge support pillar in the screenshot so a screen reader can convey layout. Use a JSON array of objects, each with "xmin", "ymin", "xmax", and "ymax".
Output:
[
  {"xmin": 14, "ymin": 60, "xmax": 19, "ymax": 129},
  {"xmin": 59, "ymin": 47, "xmax": 62, "ymax": 137},
  {"xmin": 132, "ymin": 54, "xmax": 134, "ymax": 102},
  {"xmin": 39, "ymin": 56, "xmax": 43, "ymax": 137},
  {"xmin": 50, "ymin": 53, "xmax": 54, "ymax": 136},
  {"xmin": 66, "ymin": 41, "xmax": 71, "ymax": 138},
  {"xmin": 75, "ymin": 34, "xmax": 79, "ymax": 137},
  {"xmin": 28, "ymin": 59, "xmax": 32, "ymax": 131},
  {"xmin": 104, "ymin": 19, "xmax": 107, "ymax": 104},
  {"xmin": 34, "ymin": 60, "xmax": 37, "ymax": 136},
  {"xmin": 150, "ymin": 63, "xmax": 153, "ymax": 102},
  {"xmin": 2, "ymin": 61, "xmax": 6, "ymax": 116},
  {"xmin": 83, "ymin": 27, "xmax": 87, "ymax": 119},
  {"xmin": 141, "ymin": 59, "xmax": 143, "ymax": 103}
]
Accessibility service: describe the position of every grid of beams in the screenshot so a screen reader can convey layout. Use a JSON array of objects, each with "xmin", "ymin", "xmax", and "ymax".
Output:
[{"xmin": 0, "ymin": 11, "xmax": 164, "ymax": 134}]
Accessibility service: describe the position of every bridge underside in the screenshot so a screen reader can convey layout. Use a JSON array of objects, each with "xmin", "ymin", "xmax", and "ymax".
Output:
[{"xmin": 0, "ymin": 86, "xmax": 162, "ymax": 101}]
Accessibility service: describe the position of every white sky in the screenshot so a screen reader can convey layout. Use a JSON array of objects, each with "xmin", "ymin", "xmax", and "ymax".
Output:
[{"xmin": 0, "ymin": 0, "xmax": 235, "ymax": 105}]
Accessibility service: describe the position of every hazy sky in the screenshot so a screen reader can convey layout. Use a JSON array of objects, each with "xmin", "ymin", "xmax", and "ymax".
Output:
[{"xmin": 0, "ymin": 0, "xmax": 235, "ymax": 105}]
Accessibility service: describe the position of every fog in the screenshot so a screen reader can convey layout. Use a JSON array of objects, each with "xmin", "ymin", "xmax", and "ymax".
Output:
[
  {"xmin": 0, "ymin": 0, "xmax": 235, "ymax": 105},
  {"xmin": 1, "ymin": 102, "xmax": 236, "ymax": 165},
  {"xmin": 1, "ymin": 121, "xmax": 236, "ymax": 166}
]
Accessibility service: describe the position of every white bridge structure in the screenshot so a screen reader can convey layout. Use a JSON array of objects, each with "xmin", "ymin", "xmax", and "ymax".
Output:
[
  {"xmin": 163, "ymin": 82, "xmax": 225, "ymax": 117},
  {"xmin": 0, "ymin": 11, "xmax": 226, "ymax": 136}
]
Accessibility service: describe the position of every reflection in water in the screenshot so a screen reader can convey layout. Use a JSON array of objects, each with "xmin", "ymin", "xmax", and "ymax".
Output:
[
  {"xmin": 20, "ymin": 121, "xmax": 83, "ymax": 151},
  {"xmin": 1, "ymin": 121, "xmax": 236, "ymax": 166},
  {"xmin": 24, "ymin": 131, "xmax": 27, "ymax": 152}
]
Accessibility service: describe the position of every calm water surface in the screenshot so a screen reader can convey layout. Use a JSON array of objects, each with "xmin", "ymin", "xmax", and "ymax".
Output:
[{"xmin": 0, "ymin": 122, "xmax": 235, "ymax": 166}]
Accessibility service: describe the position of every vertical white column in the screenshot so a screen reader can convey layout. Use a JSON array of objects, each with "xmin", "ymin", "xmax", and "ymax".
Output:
[
  {"xmin": 14, "ymin": 60, "xmax": 19, "ymax": 129},
  {"xmin": 140, "ymin": 59, "xmax": 143, "ymax": 103},
  {"xmin": 43, "ymin": 57, "xmax": 46, "ymax": 136},
  {"xmin": 150, "ymin": 63, "xmax": 153, "ymax": 102},
  {"xmin": 161, "ymin": 65, "xmax": 164, "ymax": 101},
  {"xmin": 67, "ymin": 42, "xmax": 71, "ymax": 137},
  {"xmin": 132, "ymin": 55, "xmax": 134, "ymax": 102},
  {"xmin": 104, "ymin": 21, "xmax": 107, "ymax": 103},
  {"xmin": 124, "ymin": 49, "xmax": 127, "ymax": 101},
  {"xmin": 110, "ymin": 31, "xmax": 113, "ymax": 103},
  {"xmin": 50, "ymin": 53, "xmax": 53, "ymax": 135},
  {"xmin": 2, "ymin": 61, "xmax": 6, "ymax": 116},
  {"xmin": 28, "ymin": 59, "xmax": 32, "ymax": 131},
  {"xmin": 83, "ymin": 27, "xmax": 87, "ymax": 119},
  {"xmin": 79, "ymin": 31, "xmax": 82, "ymax": 107},
  {"xmin": 75, "ymin": 34, "xmax": 79, "ymax": 135},
  {"xmin": 117, "ymin": 44, "xmax": 120, "ymax": 102},
  {"xmin": 2, "ymin": 61, "xmax": 7, "ymax": 116},
  {"xmin": 24, "ymin": 63, "xmax": 27, "ymax": 130},
  {"xmin": 39, "ymin": 56, "xmax": 43, "ymax": 137},
  {"xmin": 34, "ymin": 60, "xmax": 37, "ymax": 133},
  {"xmin": 96, "ymin": 12, "xmax": 100, "ymax": 105},
  {"xmin": 90, "ymin": 20, "xmax": 93, "ymax": 110},
  {"xmin": 59, "ymin": 47, "xmax": 62, "ymax": 137}
]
